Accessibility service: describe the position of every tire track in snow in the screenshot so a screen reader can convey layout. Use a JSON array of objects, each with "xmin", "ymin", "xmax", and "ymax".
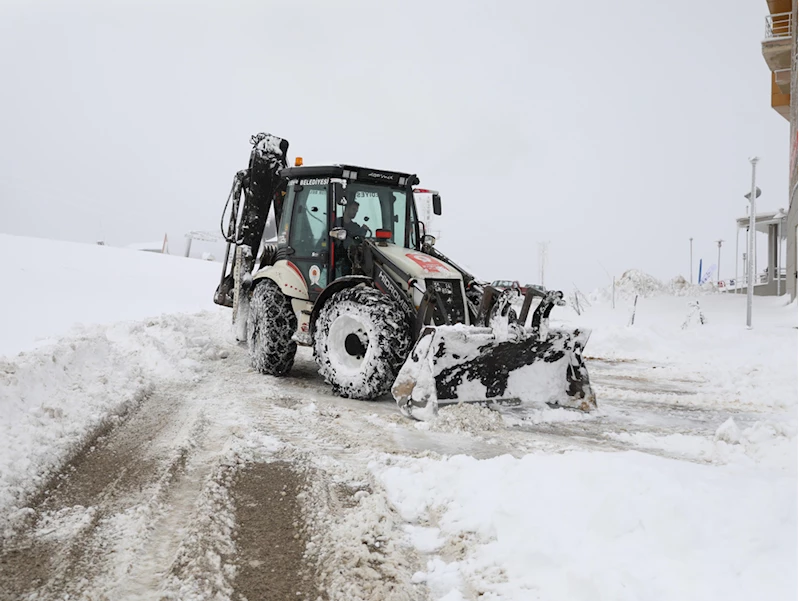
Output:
[
  {"xmin": 229, "ymin": 461, "xmax": 318, "ymax": 601},
  {"xmin": 0, "ymin": 381, "xmax": 215, "ymax": 600},
  {"xmin": 211, "ymin": 348, "xmax": 429, "ymax": 600}
]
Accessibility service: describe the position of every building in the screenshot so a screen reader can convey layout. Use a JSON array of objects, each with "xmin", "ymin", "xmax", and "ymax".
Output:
[
  {"xmin": 734, "ymin": 210, "xmax": 789, "ymax": 294},
  {"xmin": 761, "ymin": 0, "xmax": 798, "ymax": 299}
]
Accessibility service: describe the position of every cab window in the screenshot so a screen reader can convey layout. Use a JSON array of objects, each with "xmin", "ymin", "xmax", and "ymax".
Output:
[
  {"xmin": 337, "ymin": 183, "xmax": 413, "ymax": 246},
  {"xmin": 290, "ymin": 185, "xmax": 329, "ymax": 256}
]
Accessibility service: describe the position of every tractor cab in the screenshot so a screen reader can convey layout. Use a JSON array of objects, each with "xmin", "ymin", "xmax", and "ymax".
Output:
[{"xmin": 276, "ymin": 165, "xmax": 423, "ymax": 300}]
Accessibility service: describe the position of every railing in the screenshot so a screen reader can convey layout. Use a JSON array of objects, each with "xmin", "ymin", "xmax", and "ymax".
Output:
[
  {"xmin": 756, "ymin": 269, "xmax": 787, "ymax": 284},
  {"xmin": 725, "ymin": 268, "xmax": 787, "ymax": 289},
  {"xmin": 765, "ymin": 12, "xmax": 793, "ymax": 39}
]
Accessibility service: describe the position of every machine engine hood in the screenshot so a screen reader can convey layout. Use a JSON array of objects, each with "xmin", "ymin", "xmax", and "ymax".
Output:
[{"xmin": 376, "ymin": 244, "xmax": 463, "ymax": 281}]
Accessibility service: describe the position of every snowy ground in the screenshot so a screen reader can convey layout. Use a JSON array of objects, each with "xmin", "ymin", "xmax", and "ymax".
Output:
[
  {"xmin": 0, "ymin": 235, "xmax": 796, "ymax": 600},
  {"xmin": 0, "ymin": 234, "xmax": 221, "ymax": 356}
]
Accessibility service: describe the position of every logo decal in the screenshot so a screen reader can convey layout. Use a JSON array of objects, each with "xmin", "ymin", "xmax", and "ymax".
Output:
[
  {"xmin": 368, "ymin": 172, "xmax": 394, "ymax": 180},
  {"xmin": 378, "ymin": 269, "xmax": 412, "ymax": 314},
  {"xmin": 405, "ymin": 252, "xmax": 451, "ymax": 274},
  {"xmin": 309, "ymin": 265, "xmax": 321, "ymax": 285},
  {"xmin": 299, "ymin": 178, "xmax": 329, "ymax": 186}
]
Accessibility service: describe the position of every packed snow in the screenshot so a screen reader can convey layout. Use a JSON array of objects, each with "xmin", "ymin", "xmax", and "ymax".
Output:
[{"xmin": 0, "ymin": 237, "xmax": 796, "ymax": 600}]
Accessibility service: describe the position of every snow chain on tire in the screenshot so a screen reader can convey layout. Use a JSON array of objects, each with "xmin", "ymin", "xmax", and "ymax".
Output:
[
  {"xmin": 314, "ymin": 285, "xmax": 412, "ymax": 400},
  {"xmin": 248, "ymin": 279, "xmax": 297, "ymax": 376}
]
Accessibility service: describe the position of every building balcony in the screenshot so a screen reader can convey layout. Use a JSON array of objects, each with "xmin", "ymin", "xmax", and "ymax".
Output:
[
  {"xmin": 762, "ymin": 5, "xmax": 793, "ymax": 121},
  {"xmin": 762, "ymin": 11, "xmax": 793, "ymax": 72}
]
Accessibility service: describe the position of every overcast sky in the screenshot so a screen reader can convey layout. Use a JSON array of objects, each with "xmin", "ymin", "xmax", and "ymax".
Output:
[{"xmin": 0, "ymin": 0, "xmax": 790, "ymax": 293}]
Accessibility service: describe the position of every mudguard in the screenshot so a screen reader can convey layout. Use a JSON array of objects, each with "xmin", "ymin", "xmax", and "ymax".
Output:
[{"xmin": 253, "ymin": 260, "xmax": 310, "ymax": 300}]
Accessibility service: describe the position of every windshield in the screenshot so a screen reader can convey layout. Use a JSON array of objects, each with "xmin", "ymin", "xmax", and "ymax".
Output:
[{"xmin": 336, "ymin": 183, "xmax": 417, "ymax": 248}]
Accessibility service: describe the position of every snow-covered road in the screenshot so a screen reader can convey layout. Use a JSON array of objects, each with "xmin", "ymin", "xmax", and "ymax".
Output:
[
  {"xmin": 1, "ymin": 309, "xmax": 794, "ymax": 600},
  {"xmin": 0, "ymin": 236, "xmax": 795, "ymax": 600}
]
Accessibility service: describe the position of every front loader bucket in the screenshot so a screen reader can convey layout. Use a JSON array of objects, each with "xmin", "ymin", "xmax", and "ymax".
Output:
[{"xmin": 392, "ymin": 324, "xmax": 596, "ymax": 421}]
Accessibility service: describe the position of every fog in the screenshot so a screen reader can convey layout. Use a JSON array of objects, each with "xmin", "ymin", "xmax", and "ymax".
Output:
[{"xmin": 0, "ymin": 0, "xmax": 788, "ymax": 292}]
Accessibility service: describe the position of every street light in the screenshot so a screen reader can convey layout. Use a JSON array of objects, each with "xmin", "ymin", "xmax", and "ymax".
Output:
[
  {"xmin": 744, "ymin": 157, "xmax": 760, "ymax": 328},
  {"xmin": 689, "ymin": 237, "xmax": 693, "ymax": 283},
  {"xmin": 716, "ymin": 240, "xmax": 724, "ymax": 290}
]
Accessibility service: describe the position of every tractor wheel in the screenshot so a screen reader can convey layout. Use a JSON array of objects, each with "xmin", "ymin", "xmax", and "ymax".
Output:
[
  {"xmin": 247, "ymin": 279, "xmax": 297, "ymax": 376},
  {"xmin": 314, "ymin": 286, "xmax": 411, "ymax": 400}
]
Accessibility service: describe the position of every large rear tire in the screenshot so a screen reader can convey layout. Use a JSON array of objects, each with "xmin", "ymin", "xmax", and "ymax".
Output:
[
  {"xmin": 247, "ymin": 279, "xmax": 297, "ymax": 376},
  {"xmin": 314, "ymin": 286, "xmax": 411, "ymax": 400}
]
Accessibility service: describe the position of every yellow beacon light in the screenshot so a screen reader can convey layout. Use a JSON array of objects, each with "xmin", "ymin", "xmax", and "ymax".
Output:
[{"xmin": 295, "ymin": 157, "xmax": 303, "ymax": 167}]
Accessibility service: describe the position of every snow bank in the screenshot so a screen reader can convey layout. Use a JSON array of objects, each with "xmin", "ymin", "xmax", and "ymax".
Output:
[
  {"xmin": 0, "ymin": 234, "xmax": 222, "ymax": 356},
  {"xmin": 373, "ymin": 450, "xmax": 797, "ymax": 601},
  {"xmin": 0, "ymin": 312, "xmax": 230, "ymax": 533},
  {"xmin": 0, "ymin": 234, "xmax": 230, "ymax": 532},
  {"xmin": 588, "ymin": 269, "xmax": 718, "ymax": 304}
]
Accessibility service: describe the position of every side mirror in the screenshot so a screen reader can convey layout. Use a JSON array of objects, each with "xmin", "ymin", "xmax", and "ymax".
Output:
[
  {"xmin": 432, "ymin": 194, "xmax": 442, "ymax": 215},
  {"xmin": 422, "ymin": 234, "xmax": 436, "ymax": 247},
  {"xmin": 329, "ymin": 228, "xmax": 347, "ymax": 240}
]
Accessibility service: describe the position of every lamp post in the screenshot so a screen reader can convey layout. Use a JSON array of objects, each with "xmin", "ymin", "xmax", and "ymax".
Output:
[
  {"xmin": 716, "ymin": 240, "xmax": 724, "ymax": 290},
  {"xmin": 744, "ymin": 157, "xmax": 760, "ymax": 328},
  {"xmin": 689, "ymin": 237, "xmax": 693, "ymax": 283}
]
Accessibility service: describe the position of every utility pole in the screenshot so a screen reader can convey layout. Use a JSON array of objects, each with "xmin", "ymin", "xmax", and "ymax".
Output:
[
  {"xmin": 538, "ymin": 241, "xmax": 549, "ymax": 287},
  {"xmin": 689, "ymin": 237, "xmax": 694, "ymax": 283},
  {"xmin": 745, "ymin": 157, "xmax": 759, "ymax": 328},
  {"xmin": 716, "ymin": 240, "xmax": 724, "ymax": 290}
]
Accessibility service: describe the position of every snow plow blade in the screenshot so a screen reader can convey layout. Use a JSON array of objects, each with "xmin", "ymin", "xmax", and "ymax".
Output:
[{"xmin": 392, "ymin": 324, "xmax": 596, "ymax": 421}]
